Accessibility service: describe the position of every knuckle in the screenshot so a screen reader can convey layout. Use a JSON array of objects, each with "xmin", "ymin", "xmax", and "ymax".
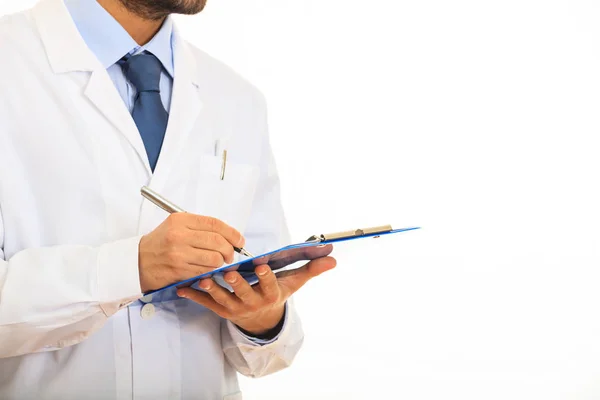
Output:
[
  {"xmin": 264, "ymin": 292, "xmax": 279, "ymax": 305},
  {"xmin": 210, "ymin": 252, "xmax": 225, "ymax": 267},
  {"xmin": 198, "ymin": 251, "xmax": 223, "ymax": 267},
  {"xmin": 237, "ymin": 293, "xmax": 249, "ymax": 304},
  {"xmin": 196, "ymin": 251, "xmax": 210, "ymax": 266},
  {"xmin": 203, "ymin": 232, "xmax": 217, "ymax": 246},
  {"xmin": 213, "ymin": 233, "xmax": 228, "ymax": 247},
  {"xmin": 195, "ymin": 231, "xmax": 211, "ymax": 248},
  {"xmin": 238, "ymin": 288, "xmax": 251, "ymax": 300},
  {"xmin": 209, "ymin": 232, "xmax": 226, "ymax": 250},
  {"xmin": 164, "ymin": 229, "xmax": 181, "ymax": 246},
  {"xmin": 220, "ymin": 299, "xmax": 234, "ymax": 309},
  {"xmin": 195, "ymin": 215, "xmax": 208, "ymax": 229},
  {"xmin": 166, "ymin": 251, "xmax": 183, "ymax": 266},
  {"xmin": 204, "ymin": 216, "xmax": 219, "ymax": 231},
  {"xmin": 246, "ymin": 302, "xmax": 260, "ymax": 313}
]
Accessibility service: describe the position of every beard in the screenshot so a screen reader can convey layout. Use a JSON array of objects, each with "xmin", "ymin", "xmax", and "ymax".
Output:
[{"xmin": 118, "ymin": 0, "xmax": 207, "ymax": 20}]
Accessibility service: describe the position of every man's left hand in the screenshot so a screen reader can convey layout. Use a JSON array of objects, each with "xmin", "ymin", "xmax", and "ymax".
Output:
[{"xmin": 177, "ymin": 256, "xmax": 336, "ymax": 336}]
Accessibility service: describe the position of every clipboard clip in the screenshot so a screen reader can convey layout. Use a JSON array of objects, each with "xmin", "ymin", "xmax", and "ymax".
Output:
[{"xmin": 305, "ymin": 225, "xmax": 393, "ymax": 243}]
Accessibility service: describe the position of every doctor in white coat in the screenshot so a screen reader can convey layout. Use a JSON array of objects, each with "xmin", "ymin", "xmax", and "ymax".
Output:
[{"xmin": 0, "ymin": 0, "xmax": 337, "ymax": 399}]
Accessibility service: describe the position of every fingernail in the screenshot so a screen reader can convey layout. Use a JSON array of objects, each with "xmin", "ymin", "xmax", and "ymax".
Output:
[
  {"xmin": 257, "ymin": 268, "xmax": 268, "ymax": 276},
  {"xmin": 177, "ymin": 290, "xmax": 187, "ymax": 298},
  {"xmin": 226, "ymin": 275, "xmax": 237, "ymax": 284}
]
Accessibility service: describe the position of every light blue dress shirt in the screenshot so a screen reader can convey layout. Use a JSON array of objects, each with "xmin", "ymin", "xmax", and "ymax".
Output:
[{"xmin": 65, "ymin": 0, "xmax": 174, "ymax": 113}]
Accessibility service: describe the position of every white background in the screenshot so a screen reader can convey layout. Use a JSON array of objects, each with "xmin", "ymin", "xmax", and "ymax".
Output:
[{"xmin": 2, "ymin": 0, "xmax": 600, "ymax": 399}]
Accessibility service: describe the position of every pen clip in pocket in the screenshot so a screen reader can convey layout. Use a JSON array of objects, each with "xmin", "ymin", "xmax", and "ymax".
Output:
[{"xmin": 214, "ymin": 137, "xmax": 231, "ymax": 181}]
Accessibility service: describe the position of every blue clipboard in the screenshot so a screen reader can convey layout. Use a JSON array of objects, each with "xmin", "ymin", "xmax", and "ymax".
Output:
[{"xmin": 145, "ymin": 225, "xmax": 420, "ymax": 303}]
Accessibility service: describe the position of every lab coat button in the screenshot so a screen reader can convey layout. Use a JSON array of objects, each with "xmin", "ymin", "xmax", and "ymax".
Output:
[
  {"xmin": 141, "ymin": 304, "xmax": 155, "ymax": 320},
  {"xmin": 140, "ymin": 294, "xmax": 153, "ymax": 303}
]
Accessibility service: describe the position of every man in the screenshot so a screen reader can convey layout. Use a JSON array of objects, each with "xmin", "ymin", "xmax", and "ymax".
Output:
[{"xmin": 0, "ymin": 0, "xmax": 336, "ymax": 398}]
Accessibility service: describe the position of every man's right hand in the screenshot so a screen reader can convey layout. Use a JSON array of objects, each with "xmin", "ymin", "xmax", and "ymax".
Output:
[{"xmin": 138, "ymin": 213, "xmax": 245, "ymax": 293}]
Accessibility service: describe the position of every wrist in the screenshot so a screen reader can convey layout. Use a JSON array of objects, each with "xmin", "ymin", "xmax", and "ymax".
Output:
[{"xmin": 234, "ymin": 304, "xmax": 286, "ymax": 336}]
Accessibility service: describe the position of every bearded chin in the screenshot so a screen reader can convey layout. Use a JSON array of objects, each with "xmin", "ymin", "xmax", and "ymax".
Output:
[{"xmin": 119, "ymin": 0, "xmax": 207, "ymax": 20}]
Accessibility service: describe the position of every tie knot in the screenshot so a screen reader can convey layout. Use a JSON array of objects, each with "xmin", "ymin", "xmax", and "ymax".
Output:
[{"xmin": 119, "ymin": 52, "xmax": 163, "ymax": 93}]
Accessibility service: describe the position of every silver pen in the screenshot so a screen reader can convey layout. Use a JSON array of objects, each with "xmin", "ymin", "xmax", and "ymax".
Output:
[{"xmin": 140, "ymin": 186, "xmax": 254, "ymax": 258}]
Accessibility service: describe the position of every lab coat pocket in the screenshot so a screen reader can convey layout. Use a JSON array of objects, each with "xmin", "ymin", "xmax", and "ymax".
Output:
[
  {"xmin": 190, "ymin": 155, "xmax": 260, "ymax": 233},
  {"xmin": 223, "ymin": 392, "xmax": 243, "ymax": 400}
]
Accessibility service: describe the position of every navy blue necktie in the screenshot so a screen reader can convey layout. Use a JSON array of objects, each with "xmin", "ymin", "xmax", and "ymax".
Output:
[{"xmin": 118, "ymin": 52, "xmax": 168, "ymax": 171}]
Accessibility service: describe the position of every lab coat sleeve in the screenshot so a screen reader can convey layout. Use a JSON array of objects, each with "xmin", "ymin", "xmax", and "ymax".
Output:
[
  {"xmin": 222, "ymin": 299, "xmax": 304, "ymax": 378},
  {"xmin": 220, "ymin": 92, "xmax": 305, "ymax": 378},
  {"xmin": 0, "ymin": 211, "xmax": 143, "ymax": 358}
]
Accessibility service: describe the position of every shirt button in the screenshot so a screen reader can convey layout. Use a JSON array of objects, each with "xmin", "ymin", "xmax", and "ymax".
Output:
[
  {"xmin": 140, "ymin": 304, "xmax": 156, "ymax": 320},
  {"xmin": 140, "ymin": 294, "xmax": 153, "ymax": 303}
]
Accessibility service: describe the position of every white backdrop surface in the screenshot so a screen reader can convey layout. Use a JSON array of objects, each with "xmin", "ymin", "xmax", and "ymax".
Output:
[{"xmin": 1, "ymin": 0, "xmax": 600, "ymax": 399}]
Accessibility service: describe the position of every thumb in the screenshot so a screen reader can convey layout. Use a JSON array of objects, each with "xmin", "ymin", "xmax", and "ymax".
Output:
[{"xmin": 277, "ymin": 256, "xmax": 337, "ymax": 297}]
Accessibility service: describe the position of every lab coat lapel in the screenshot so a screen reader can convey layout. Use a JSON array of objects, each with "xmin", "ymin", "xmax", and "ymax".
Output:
[
  {"xmin": 32, "ymin": 0, "xmax": 152, "ymax": 175},
  {"xmin": 150, "ymin": 27, "xmax": 203, "ymax": 186},
  {"xmin": 83, "ymin": 71, "xmax": 151, "ymax": 174},
  {"xmin": 31, "ymin": 0, "xmax": 97, "ymax": 74}
]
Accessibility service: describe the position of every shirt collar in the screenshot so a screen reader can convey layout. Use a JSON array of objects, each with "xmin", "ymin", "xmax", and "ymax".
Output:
[
  {"xmin": 140, "ymin": 17, "xmax": 174, "ymax": 78},
  {"xmin": 64, "ymin": 0, "xmax": 174, "ymax": 77}
]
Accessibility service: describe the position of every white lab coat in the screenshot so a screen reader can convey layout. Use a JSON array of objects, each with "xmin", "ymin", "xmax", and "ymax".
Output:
[{"xmin": 0, "ymin": 0, "xmax": 304, "ymax": 399}]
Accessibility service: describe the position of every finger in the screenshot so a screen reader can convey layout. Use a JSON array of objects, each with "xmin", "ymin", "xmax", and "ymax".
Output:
[
  {"xmin": 186, "ymin": 231, "xmax": 235, "ymax": 264},
  {"xmin": 184, "ymin": 249, "xmax": 226, "ymax": 269},
  {"xmin": 277, "ymin": 256, "xmax": 337, "ymax": 297},
  {"xmin": 177, "ymin": 287, "xmax": 229, "ymax": 317},
  {"xmin": 199, "ymin": 278, "xmax": 241, "ymax": 311},
  {"xmin": 183, "ymin": 214, "xmax": 245, "ymax": 249},
  {"xmin": 255, "ymin": 265, "xmax": 280, "ymax": 304},
  {"xmin": 224, "ymin": 272, "xmax": 261, "ymax": 308}
]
